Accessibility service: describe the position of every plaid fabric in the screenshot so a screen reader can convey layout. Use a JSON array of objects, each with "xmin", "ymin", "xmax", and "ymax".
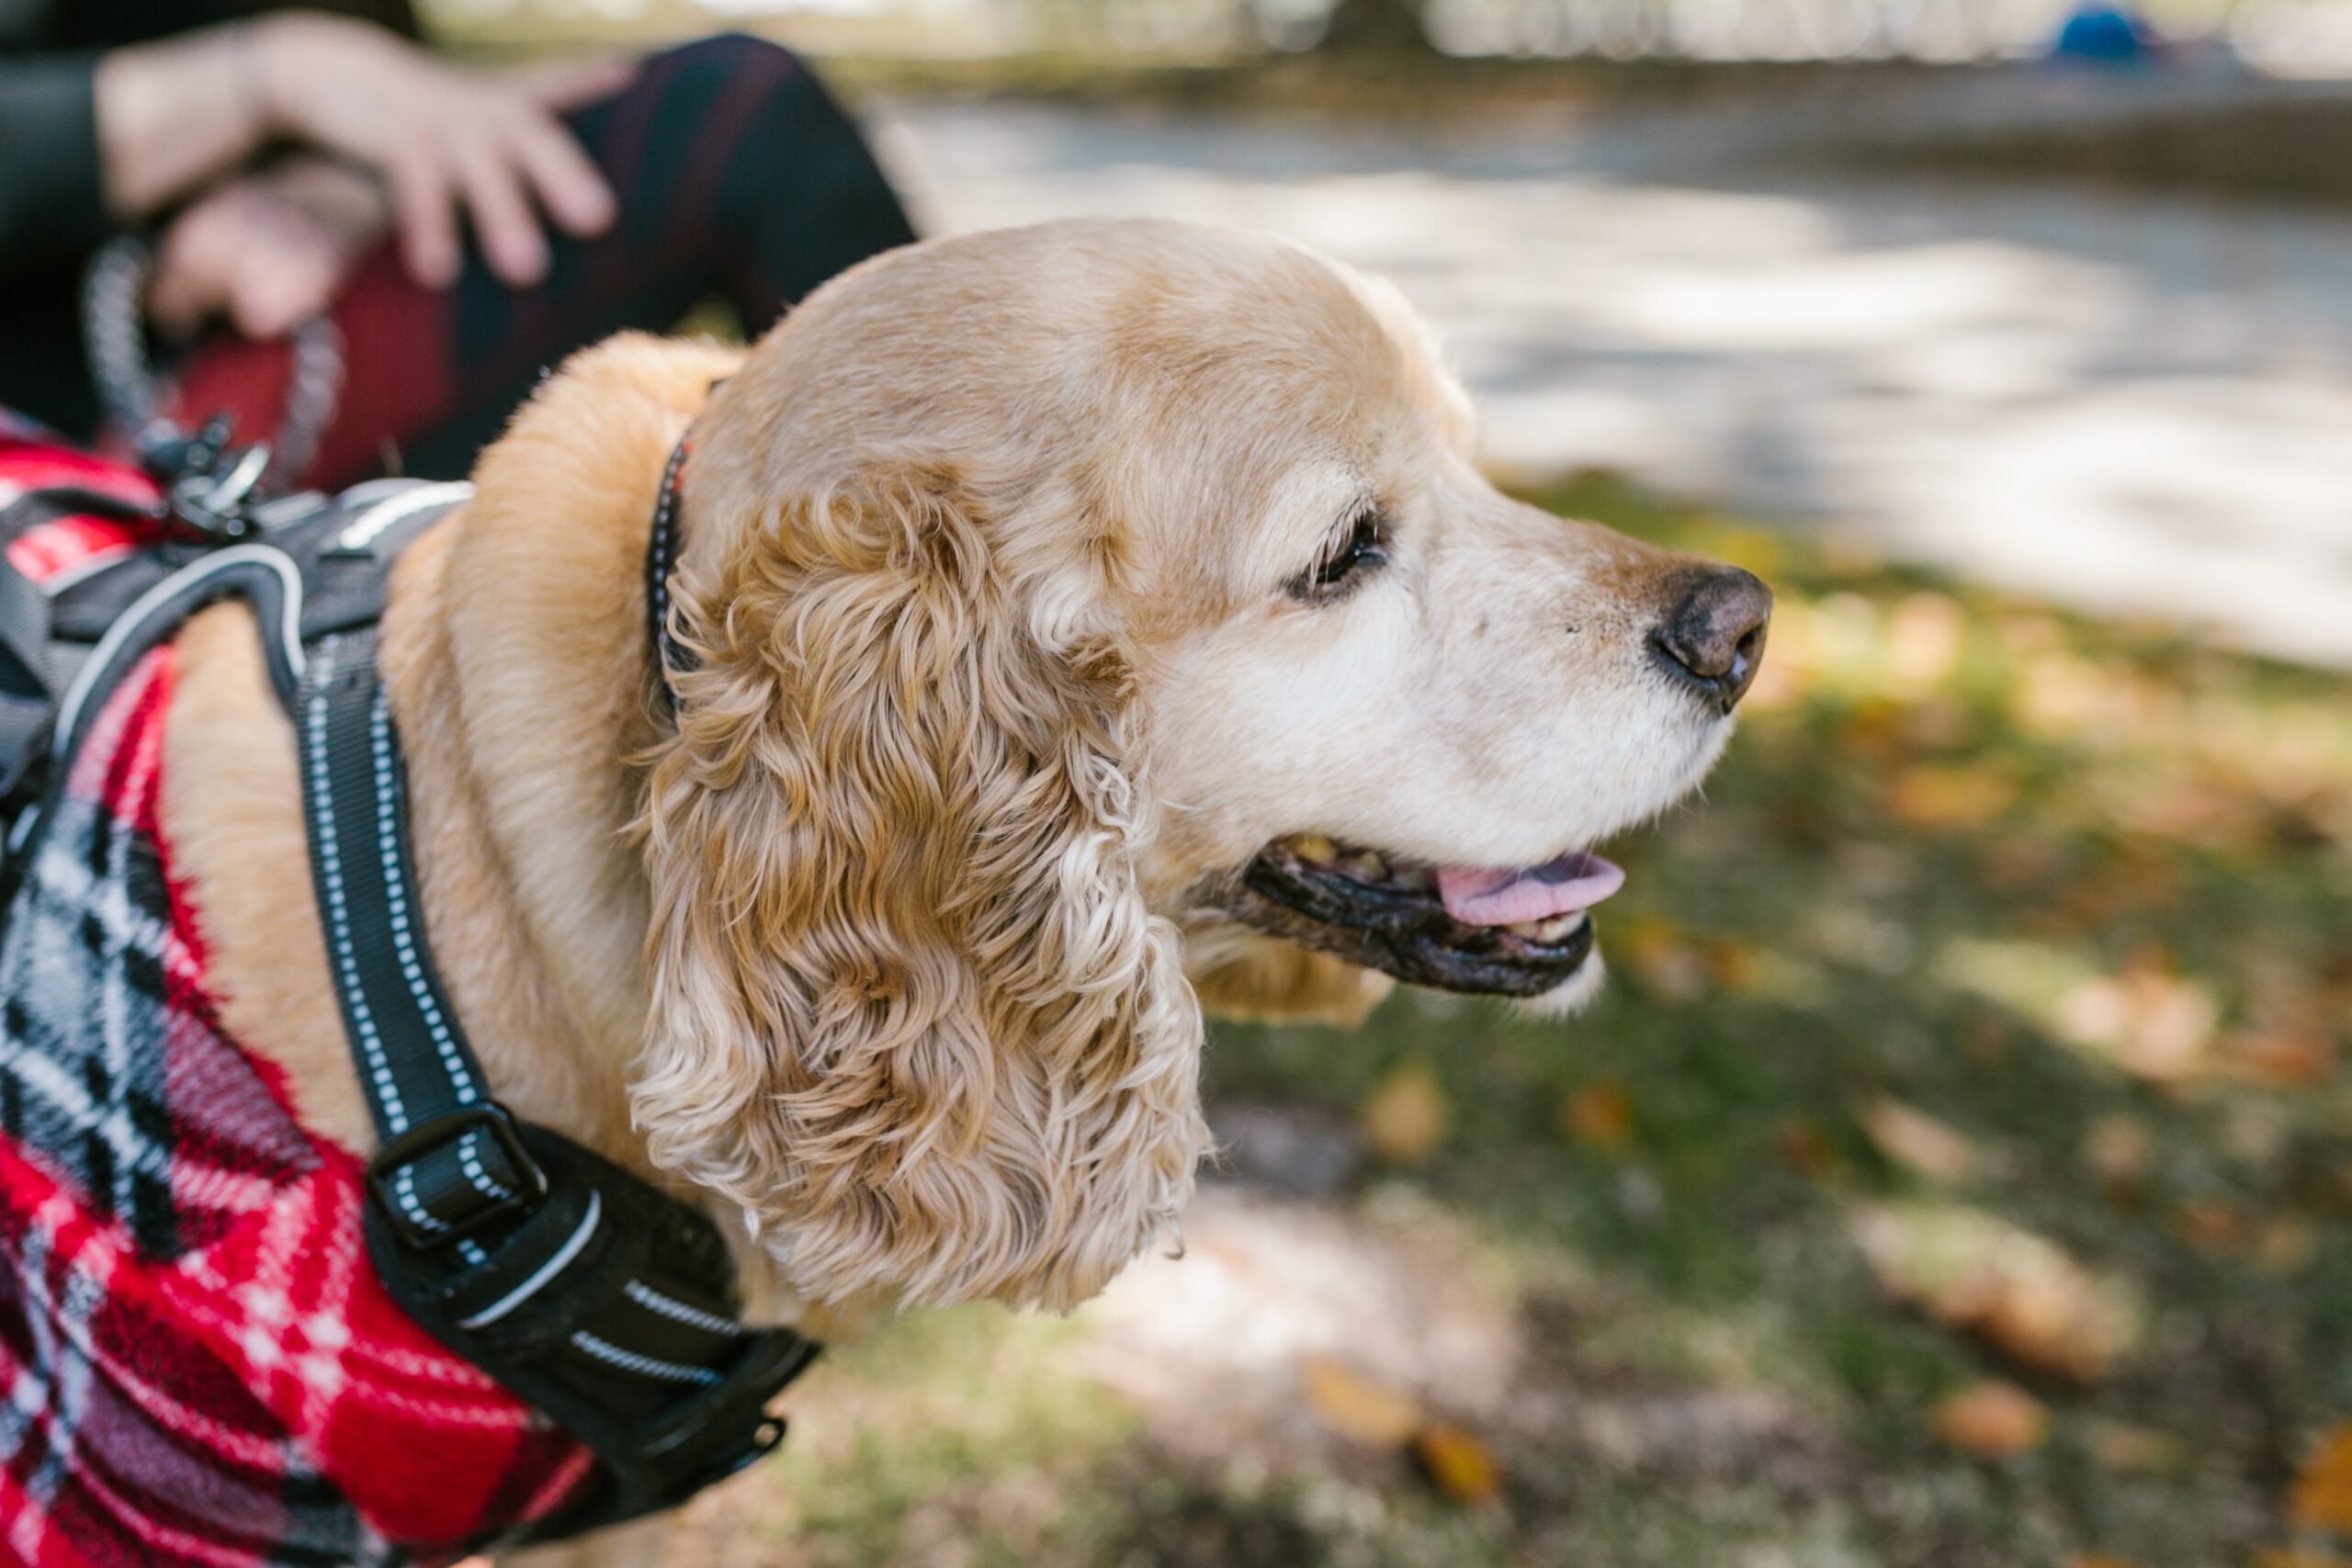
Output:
[{"xmin": 0, "ymin": 429, "xmax": 599, "ymax": 1566}]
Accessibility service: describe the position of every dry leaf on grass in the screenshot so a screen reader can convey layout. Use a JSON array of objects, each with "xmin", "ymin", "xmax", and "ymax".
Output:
[
  {"xmin": 1300, "ymin": 1357, "xmax": 1423, "ymax": 1448},
  {"xmin": 2086, "ymin": 1420, "xmax": 2187, "ymax": 1475},
  {"xmin": 1620, "ymin": 917, "xmax": 1712, "ymax": 1001},
  {"xmin": 2082, "ymin": 1114, "xmax": 2154, "ymax": 1189},
  {"xmin": 1933, "ymin": 1381, "xmax": 2047, "ymax": 1458},
  {"xmin": 1886, "ymin": 592, "xmax": 1967, "ymax": 690},
  {"xmin": 1850, "ymin": 1201, "xmax": 2142, "ymax": 1382},
  {"xmin": 1861, "ymin": 1099, "xmax": 1978, "ymax": 1184},
  {"xmin": 1779, "ymin": 1119, "xmax": 1839, "ymax": 1179},
  {"xmin": 1413, "ymin": 1421, "xmax": 1504, "ymax": 1506},
  {"xmin": 1301, "ymin": 1359, "xmax": 1504, "ymax": 1508},
  {"xmin": 1883, "ymin": 763, "xmax": 2019, "ymax": 830},
  {"xmin": 2252, "ymin": 1551, "xmax": 2352, "ymax": 1568},
  {"xmin": 2176, "ymin": 1201, "xmax": 2252, "ymax": 1255},
  {"xmin": 2222, "ymin": 1030, "xmax": 2338, "ymax": 1088},
  {"xmin": 2261, "ymin": 1220, "xmax": 2319, "ymax": 1276},
  {"xmin": 1561, "ymin": 1083, "xmax": 1635, "ymax": 1151},
  {"xmin": 2293, "ymin": 1425, "xmax": 2352, "ymax": 1534},
  {"xmin": 2053, "ymin": 953, "xmax": 2220, "ymax": 1084},
  {"xmin": 1361, "ymin": 1065, "xmax": 1450, "ymax": 1166}
]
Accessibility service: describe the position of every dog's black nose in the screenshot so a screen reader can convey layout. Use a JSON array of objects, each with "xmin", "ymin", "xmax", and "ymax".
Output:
[{"xmin": 1650, "ymin": 567, "xmax": 1773, "ymax": 712}]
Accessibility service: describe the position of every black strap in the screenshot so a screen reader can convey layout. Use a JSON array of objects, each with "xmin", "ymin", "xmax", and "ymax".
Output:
[{"xmin": 296, "ymin": 613, "xmax": 816, "ymax": 1544}]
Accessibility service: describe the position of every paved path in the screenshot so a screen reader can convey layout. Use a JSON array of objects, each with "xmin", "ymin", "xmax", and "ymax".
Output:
[{"xmin": 876, "ymin": 91, "xmax": 2352, "ymax": 668}]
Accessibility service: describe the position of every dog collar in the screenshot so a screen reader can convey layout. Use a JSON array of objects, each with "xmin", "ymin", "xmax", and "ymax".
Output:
[{"xmin": 645, "ymin": 431, "xmax": 695, "ymax": 706}]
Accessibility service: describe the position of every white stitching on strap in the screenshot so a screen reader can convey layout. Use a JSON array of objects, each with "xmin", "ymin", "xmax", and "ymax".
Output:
[
  {"xmin": 569, "ymin": 1330, "xmax": 721, "ymax": 1386},
  {"xmin": 368, "ymin": 689, "xmax": 477, "ymax": 1103},
  {"xmin": 624, "ymin": 1280, "xmax": 741, "ymax": 1339},
  {"xmin": 458, "ymin": 1129, "xmax": 514, "ymax": 1201},
  {"xmin": 393, "ymin": 1164, "xmax": 447, "ymax": 1234},
  {"xmin": 306, "ymin": 644, "xmax": 406, "ymax": 1134},
  {"xmin": 308, "ymin": 640, "xmax": 445, "ymax": 1244}
]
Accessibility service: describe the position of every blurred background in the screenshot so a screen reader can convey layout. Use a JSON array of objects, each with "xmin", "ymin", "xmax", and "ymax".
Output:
[{"xmin": 426, "ymin": 4, "xmax": 2351, "ymax": 1565}]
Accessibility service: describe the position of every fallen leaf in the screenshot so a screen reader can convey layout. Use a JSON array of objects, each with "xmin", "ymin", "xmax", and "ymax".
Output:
[
  {"xmin": 2083, "ymin": 1114, "xmax": 2154, "ymax": 1190},
  {"xmin": 1933, "ymin": 1381, "xmax": 2047, "ymax": 1459},
  {"xmin": 1413, "ymin": 1420, "xmax": 1504, "ymax": 1506},
  {"xmin": 2053, "ymin": 954, "xmax": 2219, "ymax": 1084},
  {"xmin": 2069, "ymin": 1556, "xmax": 2146, "ymax": 1568},
  {"xmin": 1361, "ymin": 1065, "xmax": 1449, "ymax": 1165},
  {"xmin": 1883, "ymin": 763, "xmax": 2019, "ymax": 830},
  {"xmin": 2260, "ymin": 1219, "xmax": 2318, "ymax": 1276},
  {"xmin": 2222, "ymin": 1030, "xmax": 2336, "ymax": 1088},
  {"xmin": 2058, "ymin": 852, "xmax": 2186, "ymax": 925},
  {"xmin": 1779, "ymin": 1118, "xmax": 1839, "ymax": 1179},
  {"xmin": 2252, "ymin": 1551, "xmax": 2352, "ymax": 1568},
  {"xmin": 1850, "ymin": 1201, "xmax": 2142, "ymax": 1382},
  {"xmin": 1300, "ymin": 1357, "xmax": 1423, "ymax": 1448},
  {"xmin": 2176, "ymin": 1201, "xmax": 2251, "ymax": 1255},
  {"xmin": 1887, "ymin": 592, "xmax": 1967, "ymax": 690},
  {"xmin": 2292, "ymin": 1425, "xmax": 2352, "ymax": 1533},
  {"xmin": 1708, "ymin": 940, "xmax": 1767, "ymax": 994},
  {"xmin": 2086, "ymin": 1419, "xmax": 2186, "ymax": 1475},
  {"xmin": 1862, "ymin": 1099, "xmax": 1978, "ymax": 1184},
  {"xmin": 2013, "ymin": 652, "xmax": 2113, "ymax": 739},
  {"xmin": 1620, "ymin": 917, "xmax": 1710, "ymax": 1001},
  {"xmin": 1561, "ymin": 1083, "xmax": 1635, "ymax": 1151},
  {"xmin": 1839, "ymin": 700, "xmax": 1907, "ymax": 761}
]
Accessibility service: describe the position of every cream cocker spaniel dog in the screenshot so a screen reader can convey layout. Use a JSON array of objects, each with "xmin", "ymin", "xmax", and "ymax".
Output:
[{"xmin": 162, "ymin": 216, "xmax": 1770, "ymax": 1564}]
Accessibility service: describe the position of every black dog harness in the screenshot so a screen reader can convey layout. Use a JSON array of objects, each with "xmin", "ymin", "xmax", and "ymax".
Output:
[{"xmin": 0, "ymin": 423, "xmax": 816, "ymax": 1549}]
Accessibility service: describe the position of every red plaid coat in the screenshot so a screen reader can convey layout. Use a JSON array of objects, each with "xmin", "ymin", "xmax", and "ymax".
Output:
[{"xmin": 0, "ymin": 416, "xmax": 598, "ymax": 1566}]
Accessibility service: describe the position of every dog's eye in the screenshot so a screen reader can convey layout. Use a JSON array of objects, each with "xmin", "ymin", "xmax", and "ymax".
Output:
[{"xmin": 1292, "ymin": 512, "xmax": 1388, "ymax": 601}]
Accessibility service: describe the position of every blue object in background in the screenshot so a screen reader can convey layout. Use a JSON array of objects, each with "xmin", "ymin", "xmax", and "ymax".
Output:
[{"xmin": 2052, "ymin": 3, "xmax": 2155, "ymax": 62}]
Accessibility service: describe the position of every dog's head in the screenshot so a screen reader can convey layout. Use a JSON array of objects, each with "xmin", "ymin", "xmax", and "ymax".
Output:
[{"xmin": 632, "ymin": 219, "xmax": 1767, "ymax": 1312}]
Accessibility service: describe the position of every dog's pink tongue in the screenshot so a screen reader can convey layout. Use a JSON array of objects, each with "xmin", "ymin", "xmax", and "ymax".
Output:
[{"xmin": 1436, "ymin": 852, "xmax": 1626, "ymax": 927}]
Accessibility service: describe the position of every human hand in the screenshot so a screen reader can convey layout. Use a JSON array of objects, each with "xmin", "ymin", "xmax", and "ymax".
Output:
[
  {"xmin": 147, "ymin": 162, "xmax": 385, "ymax": 339},
  {"xmin": 253, "ymin": 14, "xmax": 628, "ymax": 289}
]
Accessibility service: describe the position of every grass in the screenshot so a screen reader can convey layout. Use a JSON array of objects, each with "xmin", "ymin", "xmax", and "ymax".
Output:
[{"xmin": 675, "ymin": 478, "xmax": 2352, "ymax": 1568}]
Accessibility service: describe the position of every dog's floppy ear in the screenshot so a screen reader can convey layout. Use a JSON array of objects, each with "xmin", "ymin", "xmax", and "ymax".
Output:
[{"xmin": 633, "ymin": 458, "xmax": 1208, "ymax": 1311}]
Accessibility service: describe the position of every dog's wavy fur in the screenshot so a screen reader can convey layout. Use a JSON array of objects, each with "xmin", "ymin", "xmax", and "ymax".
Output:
[
  {"xmin": 150, "ymin": 219, "xmax": 1741, "ymax": 1565},
  {"xmin": 634, "ymin": 458, "xmax": 1207, "ymax": 1312}
]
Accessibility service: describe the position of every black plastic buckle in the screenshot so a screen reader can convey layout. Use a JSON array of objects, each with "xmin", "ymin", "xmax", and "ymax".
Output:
[
  {"xmin": 367, "ymin": 1103, "xmax": 549, "ymax": 1249},
  {"xmin": 138, "ymin": 414, "xmax": 272, "ymax": 544},
  {"xmin": 634, "ymin": 1332, "xmax": 817, "ymax": 1497}
]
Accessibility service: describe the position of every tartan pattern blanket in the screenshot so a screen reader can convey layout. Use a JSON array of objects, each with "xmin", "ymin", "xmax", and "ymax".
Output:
[{"xmin": 0, "ymin": 424, "xmax": 597, "ymax": 1566}]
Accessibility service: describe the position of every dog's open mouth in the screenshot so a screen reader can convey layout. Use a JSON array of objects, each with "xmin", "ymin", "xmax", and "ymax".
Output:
[{"xmin": 1217, "ymin": 833, "xmax": 1625, "ymax": 996}]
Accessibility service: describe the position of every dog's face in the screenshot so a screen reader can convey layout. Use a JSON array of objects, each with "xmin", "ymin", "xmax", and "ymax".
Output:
[
  {"xmin": 1102, "ymin": 246, "xmax": 1765, "ymax": 1014},
  {"xmin": 632, "ymin": 219, "xmax": 1766, "ymax": 1312}
]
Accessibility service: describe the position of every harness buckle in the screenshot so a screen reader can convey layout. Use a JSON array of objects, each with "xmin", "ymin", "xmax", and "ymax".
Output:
[
  {"xmin": 139, "ymin": 414, "xmax": 274, "ymax": 544},
  {"xmin": 367, "ymin": 1102, "xmax": 550, "ymax": 1249}
]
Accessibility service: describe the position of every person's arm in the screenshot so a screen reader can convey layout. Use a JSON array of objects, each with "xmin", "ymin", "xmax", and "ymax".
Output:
[
  {"xmin": 0, "ymin": 52, "xmax": 110, "ymax": 259},
  {"xmin": 91, "ymin": 23, "xmax": 273, "ymax": 222},
  {"xmin": 0, "ymin": 26, "xmax": 274, "ymax": 260},
  {"xmin": 7, "ymin": 13, "xmax": 625, "ymax": 293}
]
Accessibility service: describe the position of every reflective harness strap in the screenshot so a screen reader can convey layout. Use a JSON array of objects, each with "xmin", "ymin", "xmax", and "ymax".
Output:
[{"xmin": 291, "ymin": 457, "xmax": 817, "ymax": 1548}]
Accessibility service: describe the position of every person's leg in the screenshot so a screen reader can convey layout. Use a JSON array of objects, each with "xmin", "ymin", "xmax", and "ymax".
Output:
[{"xmin": 158, "ymin": 35, "xmax": 915, "ymax": 491}]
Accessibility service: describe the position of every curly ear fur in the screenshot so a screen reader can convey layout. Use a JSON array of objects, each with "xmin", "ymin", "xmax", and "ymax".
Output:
[{"xmin": 632, "ymin": 461, "xmax": 1209, "ymax": 1312}]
